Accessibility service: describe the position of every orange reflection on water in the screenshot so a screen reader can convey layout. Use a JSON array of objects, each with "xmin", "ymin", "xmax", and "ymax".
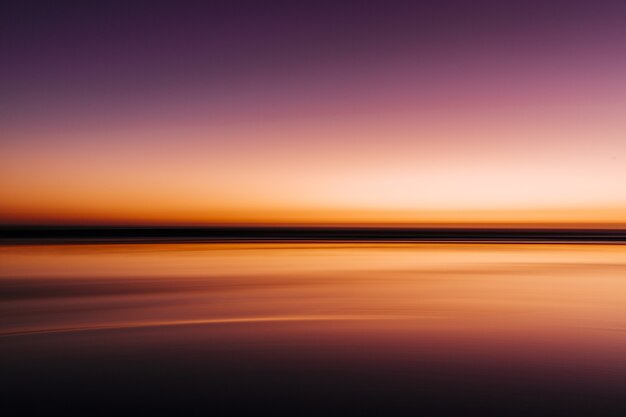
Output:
[
  {"xmin": 2, "ymin": 242, "xmax": 626, "ymax": 341},
  {"xmin": 3, "ymin": 241, "xmax": 626, "ymax": 416}
]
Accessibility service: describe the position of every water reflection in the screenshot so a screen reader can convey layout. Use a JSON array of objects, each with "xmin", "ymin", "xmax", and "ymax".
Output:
[
  {"xmin": 2, "ymin": 243, "xmax": 626, "ymax": 415},
  {"xmin": 2, "ymin": 243, "xmax": 626, "ymax": 336}
]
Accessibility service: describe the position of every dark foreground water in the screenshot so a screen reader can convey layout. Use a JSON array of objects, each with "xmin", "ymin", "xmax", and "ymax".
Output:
[{"xmin": 2, "ymin": 242, "xmax": 626, "ymax": 416}]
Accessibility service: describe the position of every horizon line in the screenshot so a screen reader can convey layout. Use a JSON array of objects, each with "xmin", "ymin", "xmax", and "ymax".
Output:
[{"xmin": 2, "ymin": 224, "xmax": 626, "ymax": 244}]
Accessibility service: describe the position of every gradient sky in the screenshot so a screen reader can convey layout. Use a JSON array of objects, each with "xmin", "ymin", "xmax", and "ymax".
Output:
[{"xmin": 2, "ymin": 1, "xmax": 626, "ymax": 226}]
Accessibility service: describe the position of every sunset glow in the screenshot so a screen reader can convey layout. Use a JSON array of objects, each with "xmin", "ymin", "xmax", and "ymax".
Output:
[
  {"xmin": 4, "ymin": 3, "xmax": 626, "ymax": 415},
  {"xmin": 3, "ymin": 2, "xmax": 625, "ymax": 226}
]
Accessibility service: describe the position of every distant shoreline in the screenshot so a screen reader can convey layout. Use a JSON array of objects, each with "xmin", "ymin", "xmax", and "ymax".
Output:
[{"xmin": 2, "ymin": 226, "xmax": 626, "ymax": 244}]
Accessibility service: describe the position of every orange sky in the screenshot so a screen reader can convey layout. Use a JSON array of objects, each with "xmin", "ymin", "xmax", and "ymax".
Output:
[
  {"xmin": 3, "ymin": 106, "xmax": 625, "ymax": 226},
  {"xmin": 2, "ymin": 2, "xmax": 626, "ymax": 227}
]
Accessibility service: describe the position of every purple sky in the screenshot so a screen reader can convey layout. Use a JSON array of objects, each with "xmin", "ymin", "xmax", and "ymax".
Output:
[{"xmin": 2, "ymin": 1, "xmax": 626, "ymax": 225}]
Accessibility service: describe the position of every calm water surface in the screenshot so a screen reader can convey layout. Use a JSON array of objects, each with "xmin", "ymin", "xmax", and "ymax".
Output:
[{"xmin": 2, "ymin": 242, "xmax": 626, "ymax": 415}]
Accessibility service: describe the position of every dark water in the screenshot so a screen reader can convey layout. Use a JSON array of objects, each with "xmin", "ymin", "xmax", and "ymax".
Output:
[{"xmin": 2, "ymin": 242, "xmax": 626, "ymax": 416}]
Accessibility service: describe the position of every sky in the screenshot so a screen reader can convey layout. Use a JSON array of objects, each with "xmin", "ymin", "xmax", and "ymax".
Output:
[{"xmin": 2, "ymin": 1, "xmax": 626, "ymax": 226}]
